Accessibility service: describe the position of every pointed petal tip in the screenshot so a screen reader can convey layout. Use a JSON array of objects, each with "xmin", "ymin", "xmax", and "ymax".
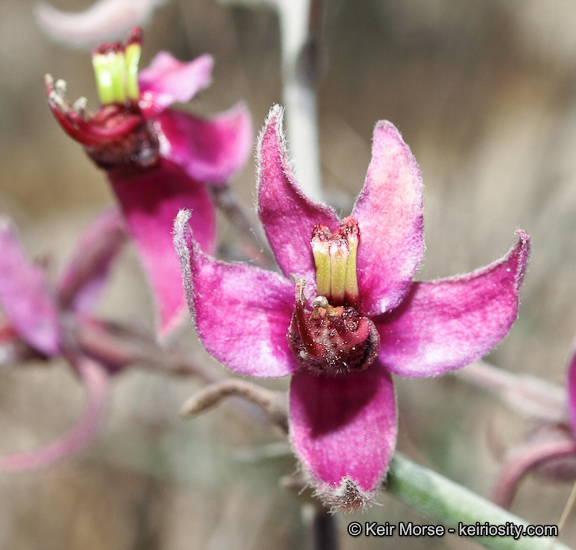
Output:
[
  {"xmin": 374, "ymin": 119, "xmax": 398, "ymax": 133},
  {"xmin": 257, "ymin": 104, "xmax": 340, "ymax": 282},
  {"xmin": 378, "ymin": 230, "xmax": 531, "ymax": 378},
  {"xmin": 511, "ymin": 228, "xmax": 530, "ymax": 290},
  {"xmin": 353, "ymin": 117, "xmax": 423, "ymax": 316},
  {"xmin": 372, "ymin": 120, "xmax": 410, "ymax": 151},
  {"xmin": 257, "ymin": 105, "xmax": 285, "ymax": 159},
  {"xmin": 313, "ymin": 475, "xmax": 377, "ymax": 513},
  {"xmin": 174, "ymin": 206, "xmax": 300, "ymax": 377},
  {"xmin": 138, "ymin": 52, "xmax": 214, "ymax": 115},
  {"xmin": 0, "ymin": 221, "xmax": 61, "ymax": 356},
  {"xmin": 514, "ymin": 228, "xmax": 530, "ymax": 242},
  {"xmin": 197, "ymin": 52, "xmax": 215, "ymax": 70},
  {"xmin": 174, "ymin": 208, "xmax": 192, "ymax": 230},
  {"xmin": 265, "ymin": 104, "xmax": 284, "ymax": 126},
  {"xmin": 172, "ymin": 209, "xmax": 196, "ymax": 265}
]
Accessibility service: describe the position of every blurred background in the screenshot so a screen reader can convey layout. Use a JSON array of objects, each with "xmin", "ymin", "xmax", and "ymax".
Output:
[{"xmin": 2, "ymin": 0, "xmax": 576, "ymax": 548}]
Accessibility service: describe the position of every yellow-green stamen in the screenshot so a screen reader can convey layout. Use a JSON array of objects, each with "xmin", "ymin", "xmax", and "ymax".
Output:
[
  {"xmin": 342, "ymin": 218, "xmax": 359, "ymax": 308},
  {"xmin": 125, "ymin": 41, "xmax": 141, "ymax": 101},
  {"xmin": 111, "ymin": 50, "xmax": 127, "ymax": 103},
  {"xmin": 93, "ymin": 52, "xmax": 117, "ymax": 105},
  {"xmin": 311, "ymin": 226, "xmax": 331, "ymax": 297},
  {"xmin": 93, "ymin": 41, "xmax": 141, "ymax": 105},
  {"xmin": 329, "ymin": 239, "xmax": 348, "ymax": 304},
  {"xmin": 310, "ymin": 217, "xmax": 360, "ymax": 308}
]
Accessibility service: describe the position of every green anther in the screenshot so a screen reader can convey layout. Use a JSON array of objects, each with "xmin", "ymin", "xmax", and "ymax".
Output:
[
  {"xmin": 93, "ymin": 53, "xmax": 116, "ymax": 105},
  {"xmin": 110, "ymin": 51, "xmax": 128, "ymax": 104},
  {"xmin": 92, "ymin": 46, "xmax": 138, "ymax": 105},
  {"xmin": 344, "ymin": 229, "xmax": 359, "ymax": 307},
  {"xmin": 329, "ymin": 240, "xmax": 348, "ymax": 305},
  {"xmin": 125, "ymin": 42, "xmax": 141, "ymax": 101},
  {"xmin": 312, "ymin": 238, "xmax": 331, "ymax": 297}
]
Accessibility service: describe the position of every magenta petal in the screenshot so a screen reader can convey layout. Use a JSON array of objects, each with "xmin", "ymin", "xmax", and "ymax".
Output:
[
  {"xmin": 0, "ymin": 357, "xmax": 108, "ymax": 470},
  {"xmin": 352, "ymin": 121, "xmax": 424, "ymax": 316},
  {"xmin": 567, "ymin": 341, "xmax": 576, "ymax": 435},
  {"xmin": 138, "ymin": 52, "xmax": 213, "ymax": 118},
  {"xmin": 289, "ymin": 366, "xmax": 396, "ymax": 511},
  {"xmin": 257, "ymin": 106, "xmax": 340, "ymax": 294},
  {"xmin": 377, "ymin": 231, "xmax": 530, "ymax": 377},
  {"xmin": 58, "ymin": 210, "xmax": 127, "ymax": 313},
  {"xmin": 174, "ymin": 210, "xmax": 299, "ymax": 377},
  {"xmin": 109, "ymin": 160, "xmax": 216, "ymax": 336},
  {"xmin": 0, "ymin": 220, "xmax": 60, "ymax": 356},
  {"xmin": 158, "ymin": 103, "xmax": 252, "ymax": 184}
]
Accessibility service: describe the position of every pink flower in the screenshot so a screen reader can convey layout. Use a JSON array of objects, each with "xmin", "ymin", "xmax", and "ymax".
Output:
[
  {"xmin": 491, "ymin": 346, "xmax": 576, "ymax": 508},
  {"xmin": 46, "ymin": 28, "xmax": 252, "ymax": 335},
  {"xmin": 174, "ymin": 105, "xmax": 530, "ymax": 510},
  {"xmin": 0, "ymin": 214, "xmax": 123, "ymax": 469}
]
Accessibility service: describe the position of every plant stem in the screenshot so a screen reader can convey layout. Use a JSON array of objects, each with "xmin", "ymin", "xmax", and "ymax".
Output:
[
  {"xmin": 386, "ymin": 453, "xmax": 573, "ymax": 550},
  {"xmin": 454, "ymin": 361, "xmax": 566, "ymax": 423},
  {"xmin": 277, "ymin": 0, "xmax": 323, "ymax": 200},
  {"xmin": 302, "ymin": 504, "xmax": 339, "ymax": 550}
]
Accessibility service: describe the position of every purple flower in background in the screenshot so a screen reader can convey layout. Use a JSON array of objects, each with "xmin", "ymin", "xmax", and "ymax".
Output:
[
  {"xmin": 492, "ymin": 344, "xmax": 576, "ymax": 508},
  {"xmin": 46, "ymin": 28, "xmax": 252, "ymax": 335},
  {"xmin": 174, "ymin": 105, "xmax": 529, "ymax": 510},
  {"xmin": 0, "ymin": 213, "xmax": 125, "ymax": 469}
]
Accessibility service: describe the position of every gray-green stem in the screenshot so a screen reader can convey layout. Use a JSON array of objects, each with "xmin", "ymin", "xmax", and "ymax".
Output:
[
  {"xmin": 387, "ymin": 453, "xmax": 573, "ymax": 550},
  {"xmin": 217, "ymin": 0, "xmax": 324, "ymax": 200},
  {"xmin": 277, "ymin": 0, "xmax": 323, "ymax": 201}
]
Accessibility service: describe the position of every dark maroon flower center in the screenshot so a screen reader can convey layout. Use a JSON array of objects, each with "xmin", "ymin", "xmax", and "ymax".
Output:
[{"xmin": 287, "ymin": 217, "xmax": 379, "ymax": 375}]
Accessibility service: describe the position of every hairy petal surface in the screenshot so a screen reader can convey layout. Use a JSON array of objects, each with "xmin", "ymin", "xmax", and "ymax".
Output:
[
  {"xmin": 258, "ymin": 105, "xmax": 340, "ymax": 293},
  {"xmin": 0, "ymin": 357, "xmax": 108, "ymax": 470},
  {"xmin": 109, "ymin": 160, "xmax": 216, "ymax": 336},
  {"xmin": 0, "ymin": 220, "xmax": 60, "ymax": 356},
  {"xmin": 139, "ymin": 53, "xmax": 213, "ymax": 118},
  {"xmin": 58, "ymin": 210, "xmax": 127, "ymax": 313},
  {"xmin": 377, "ymin": 231, "xmax": 530, "ymax": 377},
  {"xmin": 174, "ymin": 210, "xmax": 299, "ymax": 377},
  {"xmin": 289, "ymin": 366, "xmax": 396, "ymax": 511},
  {"xmin": 352, "ymin": 121, "xmax": 424, "ymax": 316},
  {"xmin": 158, "ymin": 103, "xmax": 252, "ymax": 184},
  {"xmin": 36, "ymin": 0, "xmax": 167, "ymax": 48}
]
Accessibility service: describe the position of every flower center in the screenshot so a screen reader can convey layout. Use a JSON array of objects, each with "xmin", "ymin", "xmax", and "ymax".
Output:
[
  {"xmin": 287, "ymin": 217, "xmax": 379, "ymax": 375},
  {"xmin": 311, "ymin": 216, "xmax": 359, "ymax": 308},
  {"xmin": 46, "ymin": 27, "xmax": 160, "ymax": 169}
]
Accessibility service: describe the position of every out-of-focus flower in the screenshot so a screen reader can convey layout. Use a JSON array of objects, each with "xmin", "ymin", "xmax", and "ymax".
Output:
[
  {"xmin": 492, "ymin": 343, "xmax": 576, "ymax": 509},
  {"xmin": 174, "ymin": 105, "xmax": 530, "ymax": 511},
  {"xmin": 36, "ymin": 0, "xmax": 168, "ymax": 49},
  {"xmin": 0, "ymin": 213, "xmax": 125, "ymax": 469},
  {"xmin": 46, "ymin": 28, "xmax": 252, "ymax": 335}
]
